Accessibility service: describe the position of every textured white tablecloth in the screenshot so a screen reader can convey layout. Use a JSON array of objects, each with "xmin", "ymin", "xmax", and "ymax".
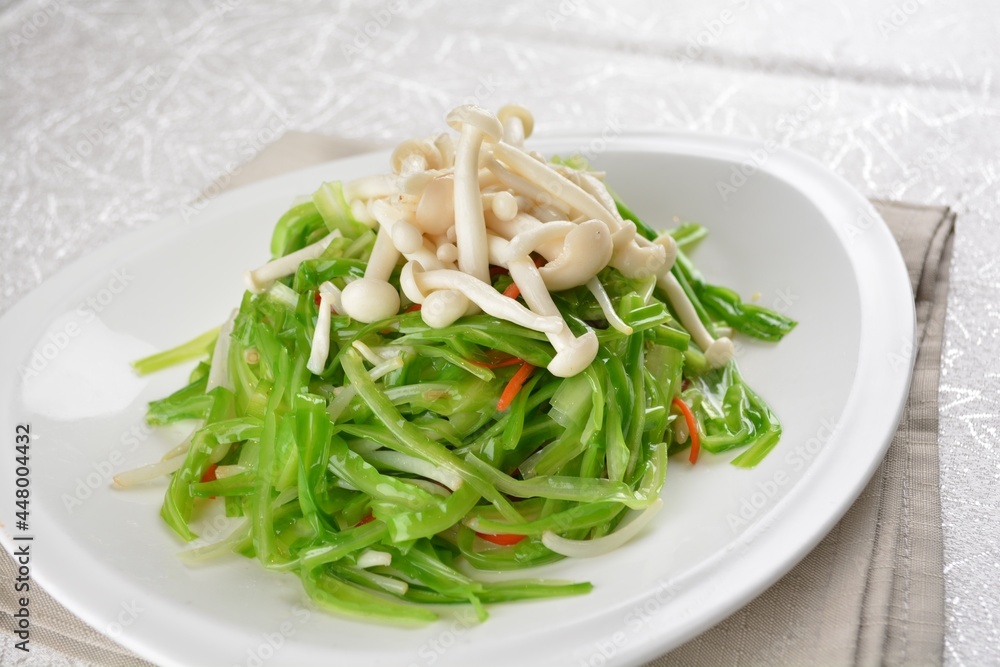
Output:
[{"xmin": 1, "ymin": 1, "xmax": 997, "ymax": 665}]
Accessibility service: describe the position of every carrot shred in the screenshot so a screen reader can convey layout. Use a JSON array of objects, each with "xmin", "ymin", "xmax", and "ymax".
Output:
[
  {"xmin": 200, "ymin": 464, "xmax": 218, "ymax": 484},
  {"xmin": 497, "ymin": 362, "xmax": 535, "ymax": 411},
  {"xmin": 356, "ymin": 513, "xmax": 375, "ymax": 526},
  {"xmin": 489, "ymin": 265, "xmax": 510, "ymax": 277},
  {"xmin": 502, "ymin": 282, "xmax": 521, "ymax": 300},
  {"xmin": 476, "ymin": 532, "xmax": 526, "ymax": 546},
  {"xmin": 200, "ymin": 464, "xmax": 218, "ymax": 499},
  {"xmin": 672, "ymin": 397, "xmax": 700, "ymax": 464},
  {"xmin": 404, "ymin": 303, "xmax": 422, "ymax": 313}
]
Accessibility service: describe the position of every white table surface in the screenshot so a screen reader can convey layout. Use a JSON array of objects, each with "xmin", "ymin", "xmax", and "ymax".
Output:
[{"xmin": 1, "ymin": 1, "xmax": 997, "ymax": 665}]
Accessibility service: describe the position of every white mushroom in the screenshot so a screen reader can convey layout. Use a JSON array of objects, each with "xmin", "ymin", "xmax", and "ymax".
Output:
[
  {"xmin": 486, "ymin": 212, "xmax": 573, "ymax": 266},
  {"xmin": 536, "ymin": 220, "xmax": 614, "ymax": 292},
  {"xmin": 651, "ymin": 232, "xmax": 679, "ymax": 271},
  {"xmin": 390, "ymin": 138, "xmax": 442, "ymax": 176},
  {"xmin": 371, "ymin": 199, "xmax": 445, "ymax": 271},
  {"xmin": 488, "ymin": 235, "xmax": 599, "ymax": 377},
  {"xmin": 497, "ymin": 104, "xmax": 534, "ymax": 148},
  {"xmin": 282, "ymin": 104, "xmax": 730, "ymax": 378},
  {"xmin": 529, "ymin": 203, "xmax": 569, "ymax": 223},
  {"xmin": 307, "ymin": 292, "xmax": 334, "ymax": 374},
  {"xmin": 481, "ymin": 191, "xmax": 518, "ymax": 222},
  {"xmin": 501, "ymin": 220, "xmax": 576, "ymax": 262},
  {"xmin": 490, "ymin": 190, "xmax": 518, "ymax": 221},
  {"xmin": 399, "ymin": 261, "xmax": 426, "ymax": 305},
  {"xmin": 492, "ymin": 147, "xmax": 665, "ymax": 279},
  {"xmin": 391, "ymin": 220, "xmax": 424, "ymax": 254},
  {"xmin": 491, "ymin": 142, "xmax": 617, "ymax": 229},
  {"xmin": 436, "ymin": 242, "xmax": 459, "ymax": 264},
  {"xmin": 484, "ymin": 156, "xmax": 572, "ymax": 216},
  {"xmin": 421, "ymin": 289, "xmax": 471, "ymax": 328},
  {"xmin": 512, "ymin": 258, "xmax": 598, "ymax": 377},
  {"xmin": 387, "ymin": 193, "xmax": 421, "ymax": 220},
  {"xmin": 318, "ymin": 281, "xmax": 344, "ymax": 314},
  {"xmin": 610, "ymin": 222, "xmax": 667, "ymax": 280},
  {"xmin": 339, "ymin": 229, "xmax": 400, "ymax": 323},
  {"xmin": 432, "ymin": 133, "xmax": 455, "ymax": 168},
  {"xmin": 414, "ymin": 175, "xmax": 455, "ymax": 235},
  {"xmin": 572, "ymin": 170, "xmax": 623, "ymax": 221},
  {"xmin": 350, "ymin": 199, "xmax": 375, "ymax": 225},
  {"xmin": 402, "ymin": 262, "xmax": 563, "ymax": 334},
  {"xmin": 243, "ymin": 231, "xmax": 340, "ymax": 294},
  {"xmin": 655, "ymin": 270, "xmax": 734, "ymax": 368},
  {"xmin": 446, "ymin": 105, "xmax": 504, "ymax": 284}
]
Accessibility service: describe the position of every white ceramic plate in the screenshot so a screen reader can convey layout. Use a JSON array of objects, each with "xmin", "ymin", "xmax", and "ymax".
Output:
[{"xmin": 0, "ymin": 133, "xmax": 913, "ymax": 667}]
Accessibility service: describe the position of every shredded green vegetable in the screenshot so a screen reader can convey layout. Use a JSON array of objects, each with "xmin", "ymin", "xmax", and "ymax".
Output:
[{"xmin": 132, "ymin": 158, "xmax": 796, "ymax": 624}]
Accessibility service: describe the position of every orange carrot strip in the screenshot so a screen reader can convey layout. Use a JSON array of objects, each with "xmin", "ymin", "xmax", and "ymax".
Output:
[
  {"xmin": 672, "ymin": 397, "xmax": 700, "ymax": 464},
  {"xmin": 497, "ymin": 362, "xmax": 535, "ymax": 411}
]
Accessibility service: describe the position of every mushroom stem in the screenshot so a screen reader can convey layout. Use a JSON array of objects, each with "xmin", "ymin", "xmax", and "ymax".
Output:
[
  {"xmin": 319, "ymin": 281, "xmax": 343, "ymax": 313},
  {"xmin": 509, "ymin": 258, "xmax": 598, "ymax": 377},
  {"xmin": 487, "ymin": 235, "xmax": 599, "ymax": 377},
  {"xmin": 484, "ymin": 157, "xmax": 572, "ymax": 216},
  {"xmin": 574, "ymin": 170, "xmax": 623, "ymax": 222},
  {"xmin": 501, "ymin": 221, "xmax": 575, "ymax": 263},
  {"xmin": 415, "ymin": 268, "xmax": 563, "ymax": 334},
  {"xmin": 656, "ymin": 270, "xmax": 734, "ymax": 367},
  {"xmin": 482, "ymin": 191, "xmax": 519, "ymax": 222},
  {"xmin": 244, "ymin": 231, "xmax": 340, "ymax": 294},
  {"xmin": 536, "ymin": 220, "xmax": 614, "ymax": 291},
  {"xmin": 338, "ymin": 227, "xmax": 402, "ymax": 323},
  {"xmin": 492, "ymin": 142, "xmax": 620, "ymax": 231},
  {"xmin": 372, "ymin": 200, "xmax": 445, "ymax": 271},
  {"xmin": 609, "ymin": 221, "xmax": 667, "ymax": 279},
  {"xmin": 307, "ymin": 292, "xmax": 334, "ymax": 374},
  {"xmin": 486, "ymin": 212, "xmax": 565, "ymax": 261},
  {"xmin": 450, "ymin": 113, "xmax": 497, "ymax": 284},
  {"xmin": 498, "ymin": 105, "xmax": 534, "ymax": 148},
  {"xmin": 364, "ymin": 224, "xmax": 401, "ymax": 280}
]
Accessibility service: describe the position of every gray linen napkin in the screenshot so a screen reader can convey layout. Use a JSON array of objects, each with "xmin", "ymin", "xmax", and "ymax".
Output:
[
  {"xmin": 0, "ymin": 135, "xmax": 953, "ymax": 667},
  {"xmin": 651, "ymin": 201, "xmax": 953, "ymax": 666}
]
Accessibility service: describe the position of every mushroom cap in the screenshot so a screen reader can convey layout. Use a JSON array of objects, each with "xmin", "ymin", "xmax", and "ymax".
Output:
[
  {"xmin": 491, "ymin": 190, "xmax": 518, "ymax": 221},
  {"xmin": 538, "ymin": 219, "xmax": 614, "ymax": 291},
  {"xmin": 390, "ymin": 138, "xmax": 443, "ymax": 174},
  {"xmin": 433, "ymin": 132, "xmax": 455, "ymax": 168},
  {"xmin": 436, "ymin": 242, "xmax": 459, "ymax": 264},
  {"xmin": 243, "ymin": 269, "xmax": 266, "ymax": 294},
  {"xmin": 653, "ymin": 232, "xmax": 679, "ymax": 271},
  {"xmin": 445, "ymin": 105, "xmax": 503, "ymax": 143},
  {"xmin": 497, "ymin": 104, "xmax": 534, "ymax": 139},
  {"xmin": 612, "ymin": 241, "xmax": 667, "ymax": 280},
  {"xmin": 414, "ymin": 175, "xmax": 455, "ymax": 235},
  {"xmin": 421, "ymin": 289, "xmax": 470, "ymax": 329},
  {"xmin": 391, "ymin": 220, "xmax": 424, "ymax": 255},
  {"xmin": 547, "ymin": 330, "xmax": 598, "ymax": 378},
  {"xmin": 705, "ymin": 336, "xmax": 735, "ymax": 368},
  {"xmin": 340, "ymin": 278, "xmax": 401, "ymax": 323}
]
